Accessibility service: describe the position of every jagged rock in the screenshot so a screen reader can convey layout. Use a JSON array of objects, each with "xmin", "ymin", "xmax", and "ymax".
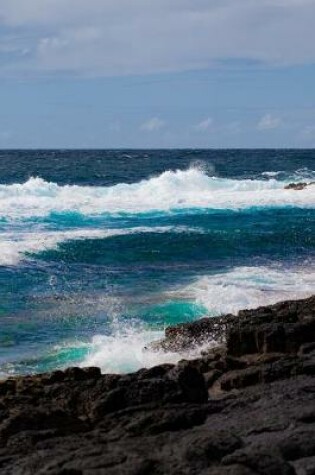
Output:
[
  {"xmin": 0, "ymin": 295, "xmax": 314, "ymax": 474},
  {"xmin": 184, "ymin": 431, "xmax": 243, "ymax": 465},
  {"xmin": 285, "ymin": 182, "xmax": 308, "ymax": 190},
  {"xmin": 220, "ymin": 367, "xmax": 262, "ymax": 391},
  {"xmin": 204, "ymin": 369, "xmax": 223, "ymax": 388},
  {"xmin": 222, "ymin": 450, "xmax": 295, "ymax": 475},
  {"xmin": 284, "ymin": 181, "xmax": 315, "ymax": 190},
  {"xmin": 150, "ymin": 295, "xmax": 315, "ymax": 356}
]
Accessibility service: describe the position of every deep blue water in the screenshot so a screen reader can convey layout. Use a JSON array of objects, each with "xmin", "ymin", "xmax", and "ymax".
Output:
[{"xmin": 0, "ymin": 150, "xmax": 314, "ymax": 376}]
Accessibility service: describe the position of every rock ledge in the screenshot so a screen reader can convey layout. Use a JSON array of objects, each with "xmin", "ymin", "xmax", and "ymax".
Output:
[{"xmin": 0, "ymin": 295, "xmax": 314, "ymax": 474}]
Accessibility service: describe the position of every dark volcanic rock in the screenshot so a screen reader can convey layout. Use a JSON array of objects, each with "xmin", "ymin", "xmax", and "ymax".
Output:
[
  {"xmin": 284, "ymin": 181, "xmax": 315, "ymax": 190},
  {"xmin": 285, "ymin": 182, "xmax": 308, "ymax": 190},
  {"xmin": 0, "ymin": 295, "xmax": 314, "ymax": 474},
  {"xmin": 152, "ymin": 294, "xmax": 315, "ymax": 354}
]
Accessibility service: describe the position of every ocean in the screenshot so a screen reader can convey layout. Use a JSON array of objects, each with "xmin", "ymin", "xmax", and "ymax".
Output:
[{"xmin": 0, "ymin": 149, "xmax": 314, "ymax": 377}]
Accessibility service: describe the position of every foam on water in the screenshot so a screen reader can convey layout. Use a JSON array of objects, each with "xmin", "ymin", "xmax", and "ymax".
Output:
[
  {"xmin": 1, "ymin": 160, "xmax": 314, "ymax": 377},
  {"xmin": 1, "ymin": 262, "xmax": 314, "ymax": 377},
  {"xmin": 1, "ymin": 168, "xmax": 314, "ymax": 220},
  {"xmin": 81, "ymin": 330, "xmax": 184, "ymax": 373},
  {"xmin": 261, "ymin": 167, "xmax": 315, "ymax": 181},
  {"xmin": 0, "ymin": 329, "xmax": 207, "ymax": 377},
  {"xmin": 80, "ymin": 323, "xmax": 216, "ymax": 374},
  {"xmin": 79, "ymin": 263, "xmax": 315, "ymax": 374},
  {"xmin": 0, "ymin": 225, "xmax": 199, "ymax": 266},
  {"xmin": 171, "ymin": 264, "xmax": 315, "ymax": 315}
]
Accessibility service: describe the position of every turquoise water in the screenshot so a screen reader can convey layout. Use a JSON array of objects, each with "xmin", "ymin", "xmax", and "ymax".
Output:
[{"xmin": 0, "ymin": 150, "xmax": 314, "ymax": 376}]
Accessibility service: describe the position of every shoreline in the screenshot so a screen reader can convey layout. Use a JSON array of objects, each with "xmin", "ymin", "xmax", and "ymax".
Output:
[{"xmin": 0, "ymin": 294, "xmax": 314, "ymax": 474}]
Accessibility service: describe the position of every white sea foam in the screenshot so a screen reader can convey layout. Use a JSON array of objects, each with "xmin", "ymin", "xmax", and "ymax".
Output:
[
  {"xmin": 170, "ymin": 264, "xmax": 315, "ymax": 315},
  {"xmin": 81, "ymin": 330, "xmax": 188, "ymax": 373},
  {"xmin": 5, "ymin": 262, "xmax": 311, "ymax": 377},
  {"xmin": 81, "ymin": 263, "xmax": 315, "ymax": 373},
  {"xmin": 0, "ymin": 225, "xmax": 196, "ymax": 266},
  {"xmin": 261, "ymin": 168, "xmax": 315, "ymax": 180},
  {"xmin": 1, "ymin": 169, "xmax": 314, "ymax": 220},
  {"xmin": 81, "ymin": 326, "xmax": 213, "ymax": 374},
  {"xmin": 262, "ymin": 171, "xmax": 283, "ymax": 177}
]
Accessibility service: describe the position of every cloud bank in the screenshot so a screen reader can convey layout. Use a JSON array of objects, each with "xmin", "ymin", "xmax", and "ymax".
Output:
[
  {"xmin": 0, "ymin": 0, "xmax": 315, "ymax": 77},
  {"xmin": 140, "ymin": 118, "xmax": 166, "ymax": 132},
  {"xmin": 194, "ymin": 118, "xmax": 214, "ymax": 132},
  {"xmin": 257, "ymin": 114, "xmax": 282, "ymax": 130}
]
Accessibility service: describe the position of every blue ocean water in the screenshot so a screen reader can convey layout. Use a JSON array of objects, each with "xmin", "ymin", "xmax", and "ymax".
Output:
[{"xmin": 0, "ymin": 149, "xmax": 314, "ymax": 377}]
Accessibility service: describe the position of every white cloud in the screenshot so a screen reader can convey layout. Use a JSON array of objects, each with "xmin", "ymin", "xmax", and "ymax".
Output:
[
  {"xmin": 194, "ymin": 118, "xmax": 213, "ymax": 131},
  {"xmin": 140, "ymin": 117, "xmax": 166, "ymax": 132},
  {"xmin": 257, "ymin": 114, "xmax": 282, "ymax": 130},
  {"xmin": 0, "ymin": 1, "xmax": 315, "ymax": 77}
]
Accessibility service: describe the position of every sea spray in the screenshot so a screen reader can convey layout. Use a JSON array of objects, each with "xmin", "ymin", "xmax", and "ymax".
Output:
[
  {"xmin": 0, "ymin": 152, "xmax": 314, "ymax": 377},
  {"xmin": 1, "ymin": 168, "xmax": 315, "ymax": 221}
]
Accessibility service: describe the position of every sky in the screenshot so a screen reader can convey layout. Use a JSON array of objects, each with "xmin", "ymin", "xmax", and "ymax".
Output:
[{"xmin": 0, "ymin": 0, "xmax": 315, "ymax": 148}]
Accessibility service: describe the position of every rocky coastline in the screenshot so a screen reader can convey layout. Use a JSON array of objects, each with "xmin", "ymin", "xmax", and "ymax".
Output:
[{"xmin": 0, "ymin": 295, "xmax": 314, "ymax": 474}]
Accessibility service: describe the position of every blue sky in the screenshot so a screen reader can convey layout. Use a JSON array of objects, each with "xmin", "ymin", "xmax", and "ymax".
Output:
[{"xmin": 0, "ymin": 0, "xmax": 315, "ymax": 148}]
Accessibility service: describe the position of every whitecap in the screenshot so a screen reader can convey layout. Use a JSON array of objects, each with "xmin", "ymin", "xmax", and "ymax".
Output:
[
  {"xmin": 0, "ymin": 168, "xmax": 314, "ymax": 220},
  {"xmin": 0, "ymin": 225, "xmax": 200, "ymax": 266},
  {"xmin": 169, "ymin": 264, "xmax": 315, "ymax": 316},
  {"xmin": 80, "ymin": 262, "xmax": 315, "ymax": 374},
  {"xmin": 80, "ymin": 327, "xmax": 210, "ymax": 374}
]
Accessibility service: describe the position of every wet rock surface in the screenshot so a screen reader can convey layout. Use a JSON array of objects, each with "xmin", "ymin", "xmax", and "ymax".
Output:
[
  {"xmin": 284, "ymin": 182, "xmax": 315, "ymax": 190},
  {"xmin": 0, "ymin": 295, "xmax": 314, "ymax": 474}
]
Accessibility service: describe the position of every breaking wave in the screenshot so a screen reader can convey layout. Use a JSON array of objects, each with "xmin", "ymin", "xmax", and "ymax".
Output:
[
  {"xmin": 1, "ymin": 168, "xmax": 314, "ymax": 220},
  {"xmin": 80, "ymin": 262, "xmax": 315, "ymax": 373},
  {"xmin": 0, "ymin": 225, "xmax": 198, "ymax": 266},
  {"xmin": 2, "ymin": 261, "xmax": 314, "ymax": 376},
  {"xmin": 171, "ymin": 263, "xmax": 315, "ymax": 316}
]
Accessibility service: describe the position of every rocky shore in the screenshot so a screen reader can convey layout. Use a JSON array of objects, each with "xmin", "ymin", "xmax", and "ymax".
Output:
[{"xmin": 0, "ymin": 295, "xmax": 314, "ymax": 474}]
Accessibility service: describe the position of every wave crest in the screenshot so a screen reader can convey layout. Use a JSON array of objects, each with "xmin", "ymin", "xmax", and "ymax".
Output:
[
  {"xmin": 0, "ymin": 225, "xmax": 197, "ymax": 266},
  {"xmin": 81, "ymin": 263, "xmax": 315, "ymax": 373},
  {"xmin": 0, "ymin": 168, "xmax": 314, "ymax": 220}
]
